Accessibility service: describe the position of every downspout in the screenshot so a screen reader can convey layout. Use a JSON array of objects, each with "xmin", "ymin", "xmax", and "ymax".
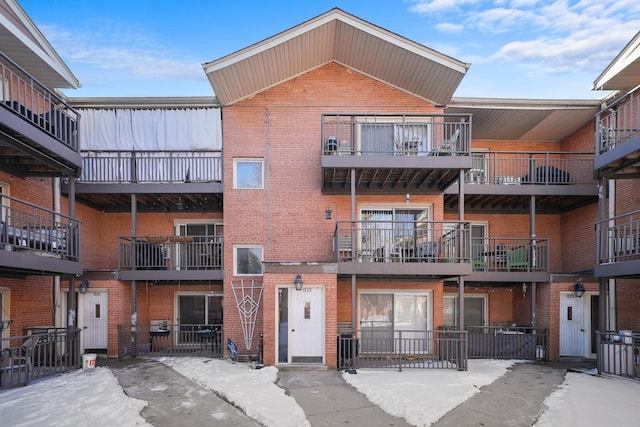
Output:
[
  {"xmin": 530, "ymin": 194, "xmax": 536, "ymax": 329},
  {"xmin": 53, "ymin": 178, "xmax": 61, "ymax": 328},
  {"xmin": 608, "ymin": 179, "xmax": 616, "ymax": 331}
]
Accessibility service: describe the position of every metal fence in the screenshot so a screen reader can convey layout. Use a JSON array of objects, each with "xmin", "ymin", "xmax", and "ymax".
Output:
[
  {"xmin": 467, "ymin": 326, "xmax": 548, "ymax": 360},
  {"xmin": 597, "ymin": 330, "xmax": 639, "ymax": 380},
  {"xmin": 338, "ymin": 329, "xmax": 468, "ymax": 371},
  {"xmin": 117, "ymin": 323, "xmax": 224, "ymax": 359},
  {"xmin": 1, "ymin": 328, "xmax": 81, "ymax": 390}
]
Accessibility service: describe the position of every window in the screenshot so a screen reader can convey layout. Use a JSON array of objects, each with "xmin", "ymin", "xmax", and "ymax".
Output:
[
  {"xmin": 0, "ymin": 181, "xmax": 9, "ymax": 223},
  {"xmin": 174, "ymin": 221, "xmax": 223, "ymax": 270},
  {"xmin": 443, "ymin": 295, "xmax": 487, "ymax": 330},
  {"xmin": 359, "ymin": 120, "xmax": 432, "ymax": 156},
  {"xmin": 234, "ymin": 159, "xmax": 263, "ymax": 189},
  {"xmin": 360, "ymin": 291, "xmax": 431, "ymax": 352},
  {"xmin": 234, "ymin": 246, "xmax": 263, "ymax": 275}
]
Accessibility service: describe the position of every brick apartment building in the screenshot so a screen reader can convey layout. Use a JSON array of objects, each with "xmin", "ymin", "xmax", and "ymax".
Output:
[{"xmin": 1, "ymin": 3, "xmax": 639, "ymax": 380}]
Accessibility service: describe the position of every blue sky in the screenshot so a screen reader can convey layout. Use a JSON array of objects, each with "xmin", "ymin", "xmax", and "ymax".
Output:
[{"xmin": 20, "ymin": 0, "xmax": 640, "ymax": 100}]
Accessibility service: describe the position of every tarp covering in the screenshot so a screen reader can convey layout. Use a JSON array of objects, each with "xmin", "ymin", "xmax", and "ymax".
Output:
[{"xmin": 78, "ymin": 108, "xmax": 222, "ymax": 151}]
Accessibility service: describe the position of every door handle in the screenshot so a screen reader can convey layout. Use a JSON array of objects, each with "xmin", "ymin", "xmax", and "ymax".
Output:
[
  {"xmin": 580, "ymin": 329, "xmax": 585, "ymax": 332},
  {"xmin": 291, "ymin": 329, "xmax": 295, "ymax": 332}
]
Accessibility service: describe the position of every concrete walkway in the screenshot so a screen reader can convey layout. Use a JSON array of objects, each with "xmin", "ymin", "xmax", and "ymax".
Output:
[
  {"xmin": 102, "ymin": 358, "xmax": 260, "ymax": 427},
  {"xmin": 277, "ymin": 367, "xmax": 412, "ymax": 427}
]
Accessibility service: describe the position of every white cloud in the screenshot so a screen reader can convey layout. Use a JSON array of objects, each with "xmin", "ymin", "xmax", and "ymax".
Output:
[
  {"xmin": 434, "ymin": 22, "xmax": 464, "ymax": 33},
  {"xmin": 409, "ymin": 0, "xmax": 479, "ymax": 14}
]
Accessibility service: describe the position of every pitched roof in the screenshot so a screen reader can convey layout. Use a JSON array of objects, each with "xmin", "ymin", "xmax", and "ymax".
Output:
[
  {"xmin": 0, "ymin": 0, "xmax": 79, "ymax": 89},
  {"xmin": 592, "ymin": 30, "xmax": 640, "ymax": 93},
  {"xmin": 203, "ymin": 8, "xmax": 469, "ymax": 106}
]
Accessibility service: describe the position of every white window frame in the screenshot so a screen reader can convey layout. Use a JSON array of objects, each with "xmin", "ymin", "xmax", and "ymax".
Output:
[
  {"xmin": 233, "ymin": 158, "xmax": 264, "ymax": 189},
  {"xmin": 0, "ymin": 181, "xmax": 10, "ymax": 223},
  {"xmin": 234, "ymin": 245, "xmax": 264, "ymax": 276},
  {"xmin": 0, "ymin": 287, "xmax": 10, "ymax": 345}
]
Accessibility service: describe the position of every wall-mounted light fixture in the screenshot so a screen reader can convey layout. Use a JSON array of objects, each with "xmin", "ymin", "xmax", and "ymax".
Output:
[
  {"xmin": 176, "ymin": 197, "xmax": 184, "ymax": 210},
  {"xmin": 522, "ymin": 283, "xmax": 527, "ymax": 298},
  {"xmin": 294, "ymin": 274, "xmax": 303, "ymax": 291},
  {"xmin": 325, "ymin": 202, "xmax": 337, "ymax": 220},
  {"xmin": 79, "ymin": 279, "xmax": 90, "ymax": 294},
  {"xmin": 574, "ymin": 281, "xmax": 585, "ymax": 298}
]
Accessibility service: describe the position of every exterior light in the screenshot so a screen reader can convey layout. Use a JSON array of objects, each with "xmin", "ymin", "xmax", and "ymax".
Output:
[
  {"xmin": 294, "ymin": 274, "xmax": 303, "ymax": 291},
  {"xmin": 79, "ymin": 279, "xmax": 90, "ymax": 294},
  {"xmin": 574, "ymin": 282, "xmax": 585, "ymax": 298}
]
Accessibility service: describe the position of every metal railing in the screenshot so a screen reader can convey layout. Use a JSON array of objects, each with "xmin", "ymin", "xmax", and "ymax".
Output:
[
  {"xmin": 0, "ymin": 193, "xmax": 81, "ymax": 261},
  {"xmin": 78, "ymin": 150, "xmax": 222, "ymax": 183},
  {"xmin": 1, "ymin": 328, "xmax": 81, "ymax": 390},
  {"xmin": 595, "ymin": 210, "xmax": 640, "ymax": 264},
  {"xmin": 118, "ymin": 235, "xmax": 222, "ymax": 271},
  {"xmin": 322, "ymin": 113, "xmax": 472, "ymax": 156},
  {"xmin": 0, "ymin": 51, "xmax": 79, "ymax": 150},
  {"xmin": 334, "ymin": 220, "xmax": 471, "ymax": 263},
  {"xmin": 465, "ymin": 151, "xmax": 594, "ymax": 185},
  {"xmin": 338, "ymin": 328, "xmax": 468, "ymax": 371},
  {"xmin": 466, "ymin": 326, "xmax": 548, "ymax": 360},
  {"xmin": 117, "ymin": 323, "xmax": 224, "ymax": 359},
  {"xmin": 470, "ymin": 237, "xmax": 550, "ymax": 272},
  {"xmin": 596, "ymin": 330, "xmax": 639, "ymax": 380},
  {"xmin": 596, "ymin": 93, "xmax": 640, "ymax": 154}
]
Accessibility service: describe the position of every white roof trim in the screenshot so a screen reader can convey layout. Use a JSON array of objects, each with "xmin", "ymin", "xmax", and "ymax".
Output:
[
  {"xmin": 591, "ymin": 31, "xmax": 640, "ymax": 91},
  {"xmin": 204, "ymin": 9, "xmax": 467, "ymax": 75},
  {"xmin": 2, "ymin": 0, "xmax": 79, "ymax": 88}
]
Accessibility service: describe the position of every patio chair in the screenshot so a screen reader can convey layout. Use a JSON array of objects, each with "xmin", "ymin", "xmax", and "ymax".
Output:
[
  {"xmin": 472, "ymin": 258, "xmax": 487, "ymax": 271},
  {"xmin": 507, "ymin": 249, "xmax": 529, "ymax": 271}
]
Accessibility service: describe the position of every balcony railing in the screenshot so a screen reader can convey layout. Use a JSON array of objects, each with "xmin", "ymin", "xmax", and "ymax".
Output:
[
  {"xmin": 117, "ymin": 323, "xmax": 224, "ymax": 359},
  {"xmin": 118, "ymin": 235, "xmax": 222, "ymax": 271},
  {"xmin": 79, "ymin": 150, "xmax": 222, "ymax": 183},
  {"xmin": 464, "ymin": 151, "xmax": 594, "ymax": 185},
  {"xmin": 1, "ymin": 328, "xmax": 81, "ymax": 390},
  {"xmin": 470, "ymin": 237, "xmax": 550, "ymax": 272},
  {"xmin": 322, "ymin": 113, "xmax": 472, "ymax": 157},
  {"xmin": 0, "ymin": 193, "xmax": 80, "ymax": 261},
  {"xmin": 334, "ymin": 220, "xmax": 471, "ymax": 263},
  {"xmin": 0, "ymin": 51, "xmax": 79, "ymax": 150},
  {"xmin": 596, "ymin": 330, "xmax": 639, "ymax": 380},
  {"xmin": 595, "ymin": 210, "xmax": 640, "ymax": 264},
  {"xmin": 466, "ymin": 326, "xmax": 547, "ymax": 360},
  {"xmin": 337, "ymin": 328, "xmax": 468, "ymax": 371},
  {"xmin": 596, "ymin": 93, "xmax": 640, "ymax": 154}
]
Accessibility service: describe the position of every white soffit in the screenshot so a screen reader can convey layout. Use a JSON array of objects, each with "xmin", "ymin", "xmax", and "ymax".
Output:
[
  {"xmin": 203, "ymin": 8, "xmax": 469, "ymax": 106},
  {"xmin": 592, "ymin": 31, "xmax": 640, "ymax": 92},
  {"xmin": 0, "ymin": 0, "xmax": 79, "ymax": 89},
  {"xmin": 446, "ymin": 98, "xmax": 601, "ymax": 141}
]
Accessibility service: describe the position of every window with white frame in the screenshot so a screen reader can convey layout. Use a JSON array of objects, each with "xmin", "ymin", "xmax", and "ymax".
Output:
[
  {"xmin": 234, "ymin": 245, "xmax": 263, "ymax": 275},
  {"xmin": 0, "ymin": 181, "xmax": 9, "ymax": 223},
  {"xmin": 234, "ymin": 159, "xmax": 263, "ymax": 189},
  {"xmin": 443, "ymin": 295, "xmax": 487, "ymax": 330}
]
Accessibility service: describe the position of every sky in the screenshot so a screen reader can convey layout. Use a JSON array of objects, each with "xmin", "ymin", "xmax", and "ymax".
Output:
[
  {"xmin": 17, "ymin": 0, "xmax": 640, "ymax": 100},
  {"xmin": 0, "ymin": 358, "xmax": 638, "ymax": 427}
]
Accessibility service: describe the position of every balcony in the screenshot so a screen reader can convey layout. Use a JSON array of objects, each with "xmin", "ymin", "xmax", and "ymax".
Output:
[
  {"xmin": 322, "ymin": 113, "xmax": 473, "ymax": 194},
  {"xmin": 595, "ymin": 210, "xmax": 640, "ymax": 278},
  {"xmin": 445, "ymin": 151, "xmax": 598, "ymax": 214},
  {"xmin": 595, "ymin": 94, "xmax": 640, "ymax": 179},
  {"xmin": 0, "ymin": 51, "xmax": 81, "ymax": 176},
  {"xmin": 468, "ymin": 237, "xmax": 550, "ymax": 283},
  {"xmin": 333, "ymin": 220, "xmax": 472, "ymax": 277},
  {"xmin": 0, "ymin": 194, "xmax": 82, "ymax": 276},
  {"xmin": 72, "ymin": 150, "xmax": 223, "ymax": 212},
  {"xmin": 117, "ymin": 235, "xmax": 223, "ymax": 281}
]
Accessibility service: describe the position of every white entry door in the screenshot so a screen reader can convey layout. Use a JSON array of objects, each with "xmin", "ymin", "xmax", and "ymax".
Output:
[
  {"xmin": 559, "ymin": 293, "xmax": 585, "ymax": 357},
  {"xmin": 82, "ymin": 292, "xmax": 108, "ymax": 350},
  {"xmin": 290, "ymin": 287, "xmax": 324, "ymax": 363}
]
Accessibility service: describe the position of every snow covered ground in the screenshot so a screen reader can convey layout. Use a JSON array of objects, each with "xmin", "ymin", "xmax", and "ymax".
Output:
[{"xmin": 0, "ymin": 358, "xmax": 638, "ymax": 427}]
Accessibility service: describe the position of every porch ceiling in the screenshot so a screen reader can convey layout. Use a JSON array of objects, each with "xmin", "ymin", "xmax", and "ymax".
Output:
[
  {"xmin": 323, "ymin": 167, "xmax": 460, "ymax": 194},
  {"xmin": 204, "ymin": 8, "xmax": 468, "ymax": 106},
  {"xmin": 444, "ymin": 193, "xmax": 598, "ymax": 214},
  {"xmin": 445, "ymin": 98, "xmax": 601, "ymax": 142},
  {"xmin": 72, "ymin": 192, "xmax": 223, "ymax": 214}
]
